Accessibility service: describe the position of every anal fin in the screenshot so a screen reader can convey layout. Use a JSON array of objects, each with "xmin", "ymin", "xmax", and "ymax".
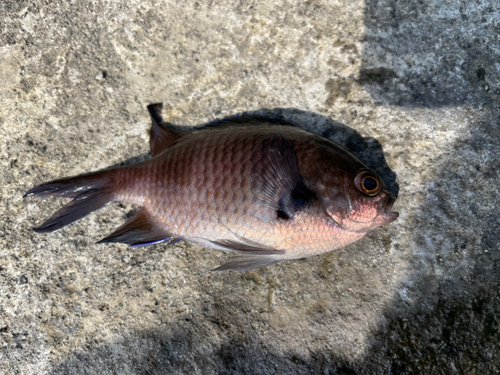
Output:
[{"xmin": 97, "ymin": 208, "xmax": 172, "ymax": 247}]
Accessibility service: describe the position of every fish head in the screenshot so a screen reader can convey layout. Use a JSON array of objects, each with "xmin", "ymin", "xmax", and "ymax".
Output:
[{"xmin": 311, "ymin": 154, "xmax": 399, "ymax": 233}]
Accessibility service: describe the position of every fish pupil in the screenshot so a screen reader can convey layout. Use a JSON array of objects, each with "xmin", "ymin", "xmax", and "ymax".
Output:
[{"xmin": 363, "ymin": 177, "xmax": 378, "ymax": 192}]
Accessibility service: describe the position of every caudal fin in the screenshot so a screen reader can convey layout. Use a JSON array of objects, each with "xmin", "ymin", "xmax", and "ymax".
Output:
[{"xmin": 24, "ymin": 170, "xmax": 116, "ymax": 233}]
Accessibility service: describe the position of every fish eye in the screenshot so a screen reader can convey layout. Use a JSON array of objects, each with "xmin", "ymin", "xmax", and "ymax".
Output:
[{"xmin": 355, "ymin": 171, "xmax": 381, "ymax": 196}]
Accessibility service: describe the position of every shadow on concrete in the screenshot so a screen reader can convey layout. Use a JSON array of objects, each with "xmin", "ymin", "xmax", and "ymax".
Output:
[
  {"xmin": 49, "ymin": 280, "xmax": 499, "ymax": 374},
  {"xmin": 360, "ymin": 0, "xmax": 499, "ymax": 107}
]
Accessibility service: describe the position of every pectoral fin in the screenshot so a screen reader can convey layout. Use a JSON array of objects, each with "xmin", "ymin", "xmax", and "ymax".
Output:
[
  {"xmin": 210, "ymin": 238, "xmax": 285, "ymax": 255},
  {"xmin": 212, "ymin": 255, "xmax": 280, "ymax": 272},
  {"xmin": 253, "ymin": 136, "xmax": 317, "ymax": 220}
]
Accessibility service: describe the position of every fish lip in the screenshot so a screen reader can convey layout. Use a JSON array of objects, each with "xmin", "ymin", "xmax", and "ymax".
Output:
[
  {"xmin": 384, "ymin": 210, "xmax": 399, "ymax": 222},
  {"xmin": 383, "ymin": 195, "xmax": 399, "ymax": 222}
]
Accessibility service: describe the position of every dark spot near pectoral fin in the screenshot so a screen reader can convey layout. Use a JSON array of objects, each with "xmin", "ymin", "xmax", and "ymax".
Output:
[
  {"xmin": 276, "ymin": 180, "xmax": 317, "ymax": 220},
  {"xmin": 250, "ymin": 135, "xmax": 317, "ymax": 220},
  {"xmin": 276, "ymin": 208, "xmax": 291, "ymax": 220}
]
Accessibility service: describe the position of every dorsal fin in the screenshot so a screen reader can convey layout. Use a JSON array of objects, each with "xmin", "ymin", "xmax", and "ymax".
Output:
[
  {"xmin": 147, "ymin": 104, "xmax": 299, "ymax": 156},
  {"xmin": 96, "ymin": 208, "xmax": 172, "ymax": 246},
  {"xmin": 196, "ymin": 113, "xmax": 299, "ymax": 130},
  {"xmin": 147, "ymin": 103, "xmax": 184, "ymax": 157}
]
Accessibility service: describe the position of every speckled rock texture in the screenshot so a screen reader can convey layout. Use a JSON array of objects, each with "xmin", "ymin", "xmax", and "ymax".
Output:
[{"xmin": 1, "ymin": 0, "xmax": 499, "ymax": 374}]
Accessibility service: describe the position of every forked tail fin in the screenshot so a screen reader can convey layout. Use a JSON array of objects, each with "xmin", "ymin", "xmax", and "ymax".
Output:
[{"xmin": 23, "ymin": 170, "xmax": 116, "ymax": 233}]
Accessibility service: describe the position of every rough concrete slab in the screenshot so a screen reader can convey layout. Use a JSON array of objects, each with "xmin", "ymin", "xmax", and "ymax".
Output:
[{"xmin": 0, "ymin": 0, "xmax": 499, "ymax": 374}]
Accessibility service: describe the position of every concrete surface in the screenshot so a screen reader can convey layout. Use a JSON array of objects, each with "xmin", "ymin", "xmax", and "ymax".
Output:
[{"xmin": 0, "ymin": 0, "xmax": 499, "ymax": 374}]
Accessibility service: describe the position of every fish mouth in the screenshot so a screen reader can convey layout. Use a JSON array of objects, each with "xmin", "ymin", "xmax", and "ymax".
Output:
[{"xmin": 382, "ymin": 196, "xmax": 399, "ymax": 223}]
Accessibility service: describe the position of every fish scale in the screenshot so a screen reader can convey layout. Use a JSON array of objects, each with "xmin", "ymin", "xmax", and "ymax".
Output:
[{"xmin": 24, "ymin": 103, "xmax": 398, "ymax": 272}]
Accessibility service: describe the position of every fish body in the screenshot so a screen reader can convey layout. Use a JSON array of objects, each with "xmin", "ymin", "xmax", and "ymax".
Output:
[{"xmin": 24, "ymin": 104, "xmax": 398, "ymax": 271}]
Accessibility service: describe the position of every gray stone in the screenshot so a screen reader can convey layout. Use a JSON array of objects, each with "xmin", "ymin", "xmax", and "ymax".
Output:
[{"xmin": 0, "ymin": 0, "xmax": 499, "ymax": 374}]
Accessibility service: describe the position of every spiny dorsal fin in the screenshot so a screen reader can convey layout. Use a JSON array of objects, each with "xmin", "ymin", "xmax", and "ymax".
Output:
[
  {"xmin": 147, "ymin": 104, "xmax": 299, "ymax": 157},
  {"xmin": 196, "ymin": 113, "xmax": 299, "ymax": 130},
  {"xmin": 147, "ymin": 103, "xmax": 184, "ymax": 157},
  {"xmin": 97, "ymin": 208, "xmax": 172, "ymax": 246}
]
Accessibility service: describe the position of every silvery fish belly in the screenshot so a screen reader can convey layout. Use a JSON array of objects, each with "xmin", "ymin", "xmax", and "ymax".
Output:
[{"xmin": 24, "ymin": 104, "xmax": 398, "ymax": 272}]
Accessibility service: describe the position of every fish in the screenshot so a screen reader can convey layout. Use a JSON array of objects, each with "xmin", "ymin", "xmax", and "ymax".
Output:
[{"xmin": 24, "ymin": 103, "xmax": 399, "ymax": 272}]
